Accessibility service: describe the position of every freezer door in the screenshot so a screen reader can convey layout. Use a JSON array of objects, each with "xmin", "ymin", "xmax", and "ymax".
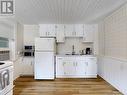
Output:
[
  {"xmin": 34, "ymin": 52, "xmax": 54, "ymax": 79},
  {"xmin": 35, "ymin": 38, "xmax": 55, "ymax": 51}
]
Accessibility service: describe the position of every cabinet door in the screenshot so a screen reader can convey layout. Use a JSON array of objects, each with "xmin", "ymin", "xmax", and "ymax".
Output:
[
  {"xmin": 74, "ymin": 24, "xmax": 84, "ymax": 37},
  {"xmin": 39, "ymin": 24, "xmax": 47, "ymax": 37},
  {"xmin": 65, "ymin": 24, "xmax": 74, "ymax": 37},
  {"xmin": 21, "ymin": 57, "xmax": 34, "ymax": 75},
  {"xmin": 85, "ymin": 58, "xmax": 97, "ymax": 76},
  {"xmin": 56, "ymin": 57, "xmax": 64, "ymax": 76},
  {"xmin": 39, "ymin": 24, "xmax": 56, "ymax": 37},
  {"xmin": 63, "ymin": 60, "xmax": 75, "ymax": 76},
  {"xmin": 56, "ymin": 25, "xmax": 65, "ymax": 43},
  {"xmin": 75, "ymin": 60, "xmax": 86, "ymax": 77},
  {"xmin": 83, "ymin": 25, "xmax": 94, "ymax": 42},
  {"xmin": 47, "ymin": 24, "xmax": 56, "ymax": 37}
]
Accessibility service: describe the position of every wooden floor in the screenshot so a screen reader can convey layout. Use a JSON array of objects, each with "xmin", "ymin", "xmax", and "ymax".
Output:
[{"xmin": 13, "ymin": 76, "xmax": 122, "ymax": 95}]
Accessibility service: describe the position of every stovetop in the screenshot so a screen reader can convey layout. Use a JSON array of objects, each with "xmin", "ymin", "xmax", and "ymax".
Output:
[{"xmin": 0, "ymin": 61, "xmax": 13, "ymax": 70}]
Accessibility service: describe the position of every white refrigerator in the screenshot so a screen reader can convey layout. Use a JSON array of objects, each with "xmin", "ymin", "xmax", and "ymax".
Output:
[{"xmin": 34, "ymin": 38, "xmax": 56, "ymax": 79}]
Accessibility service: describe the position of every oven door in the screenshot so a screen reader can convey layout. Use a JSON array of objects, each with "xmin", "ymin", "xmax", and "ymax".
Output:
[{"xmin": 0, "ymin": 66, "xmax": 13, "ymax": 95}]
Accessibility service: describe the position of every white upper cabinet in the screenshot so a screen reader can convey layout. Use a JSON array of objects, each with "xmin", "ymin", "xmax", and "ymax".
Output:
[
  {"xmin": 56, "ymin": 24, "xmax": 65, "ymax": 43},
  {"xmin": 65, "ymin": 24, "xmax": 84, "ymax": 37},
  {"xmin": 83, "ymin": 25, "xmax": 94, "ymax": 42},
  {"xmin": 39, "ymin": 24, "xmax": 56, "ymax": 37},
  {"xmin": 74, "ymin": 24, "xmax": 84, "ymax": 37},
  {"xmin": 65, "ymin": 24, "xmax": 74, "ymax": 37}
]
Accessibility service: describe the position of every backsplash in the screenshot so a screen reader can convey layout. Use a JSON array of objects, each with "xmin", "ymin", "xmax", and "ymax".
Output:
[
  {"xmin": 0, "ymin": 51, "xmax": 10, "ymax": 61},
  {"xmin": 56, "ymin": 38, "xmax": 93, "ymax": 54}
]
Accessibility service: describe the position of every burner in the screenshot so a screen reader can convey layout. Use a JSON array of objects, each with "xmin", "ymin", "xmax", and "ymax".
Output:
[{"xmin": 0, "ymin": 62, "xmax": 5, "ymax": 65}]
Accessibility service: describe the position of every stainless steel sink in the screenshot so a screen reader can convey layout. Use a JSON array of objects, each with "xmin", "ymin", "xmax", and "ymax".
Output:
[{"xmin": 65, "ymin": 54, "xmax": 80, "ymax": 55}]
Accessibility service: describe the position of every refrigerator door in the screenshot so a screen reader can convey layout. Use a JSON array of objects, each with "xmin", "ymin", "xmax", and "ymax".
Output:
[
  {"xmin": 34, "ymin": 52, "xmax": 54, "ymax": 79},
  {"xmin": 35, "ymin": 38, "xmax": 55, "ymax": 52}
]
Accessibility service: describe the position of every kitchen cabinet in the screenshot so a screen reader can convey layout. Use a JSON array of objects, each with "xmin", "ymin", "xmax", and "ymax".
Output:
[
  {"xmin": 56, "ymin": 57, "xmax": 64, "ymax": 76},
  {"xmin": 74, "ymin": 24, "xmax": 84, "ymax": 37},
  {"xmin": 21, "ymin": 57, "xmax": 34, "ymax": 75},
  {"xmin": 65, "ymin": 24, "xmax": 84, "ymax": 37},
  {"xmin": 39, "ymin": 24, "xmax": 56, "ymax": 37},
  {"xmin": 0, "ymin": 20, "xmax": 14, "ymax": 39},
  {"xmin": 56, "ymin": 57, "xmax": 76, "ymax": 77},
  {"xmin": 63, "ymin": 60, "xmax": 76, "ymax": 76},
  {"xmin": 24, "ymin": 25, "xmax": 39, "ymax": 45},
  {"xmin": 83, "ymin": 25, "xmax": 94, "ymax": 42},
  {"xmin": 65, "ymin": 24, "xmax": 74, "ymax": 37},
  {"xmin": 56, "ymin": 56, "xmax": 97, "ymax": 78},
  {"xmin": 85, "ymin": 57, "xmax": 97, "ymax": 77},
  {"xmin": 75, "ymin": 60, "xmax": 86, "ymax": 77},
  {"xmin": 56, "ymin": 24, "xmax": 65, "ymax": 43}
]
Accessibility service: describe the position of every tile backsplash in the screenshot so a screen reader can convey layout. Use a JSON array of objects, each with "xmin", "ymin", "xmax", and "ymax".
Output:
[
  {"xmin": 56, "ymin": 38, "xmax": 93, "ymax": 54},
  {"xmin": 0, "ymin": 51, "xmax": 10, "ymax": 61}
]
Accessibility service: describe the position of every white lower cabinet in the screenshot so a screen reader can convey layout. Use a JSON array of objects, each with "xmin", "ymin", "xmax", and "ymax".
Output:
[
  {"xmin": 63, "ymin": 60, "xmax": 75, "ymax": 76},
  {"xmin": 56, "ymin": 56, "xmax": 97, "ymax": 78},
  {"xmin": 21, "ymin": 57, "xmax": 34, "ymax": 75},
  {"xmin": 85, "ymin": 58, "xmax": 97, "ymax": 77},
  {"xmin": 75, "ymin": 60, "xmax": 86, "ymax": 77}
]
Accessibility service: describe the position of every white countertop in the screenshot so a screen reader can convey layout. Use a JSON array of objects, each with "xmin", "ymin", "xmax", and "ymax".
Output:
[
  {"xmin": 56, "ymin": 54, "xmax": 96, "ymax": 57},
  {"xmin": 0, "ymin": 60, "xmax": 13, "ymax": 70}
]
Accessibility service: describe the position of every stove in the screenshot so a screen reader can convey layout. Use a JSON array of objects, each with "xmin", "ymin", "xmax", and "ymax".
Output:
[{"xmin": 0, "ymin": 61, "xmax": 13, "ymax": 95}]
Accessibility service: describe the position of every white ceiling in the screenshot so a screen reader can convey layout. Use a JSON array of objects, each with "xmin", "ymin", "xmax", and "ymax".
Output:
[{"xmin": 15, "ymin": 0, "xmax": 127, "ymax": 24}]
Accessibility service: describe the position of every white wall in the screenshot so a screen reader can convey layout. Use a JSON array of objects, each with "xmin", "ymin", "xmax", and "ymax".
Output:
[
  {"xmin": 24, "ymin": 25, "xmax": 39, "ymax": 45},
  {"xmin": 0, "ymin": 18, "xmax": 24, "ymax": 80},
  {"xmin": 17, "ymin": 23, "xmax": 24, "ymax": 54},
  {"xmin": 98, "ymin": 56, "xmax": 127, "ymax": 95},
  {"xmin": 104, "ymin": 5, "xmax": 127, "ymax": 59},
  {"xmin": 98, "ymin": 4, "xmax": 127, "ymax": 95},
  {"xmin": 98, "ymin": 21, "xmax": 105, "ymax": 56},
  {"xmin": 13, "ymin": 22, "xmax": 24, "ymax": 80},
  {"xmin": 57, "ymin": 38, "xmax": 93, "ymax": 54}
]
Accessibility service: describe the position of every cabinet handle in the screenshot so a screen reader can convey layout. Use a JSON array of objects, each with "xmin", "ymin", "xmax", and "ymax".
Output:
[{"xmin": 46, "ymin": 32, "xmax": 47, "ymax": 36}]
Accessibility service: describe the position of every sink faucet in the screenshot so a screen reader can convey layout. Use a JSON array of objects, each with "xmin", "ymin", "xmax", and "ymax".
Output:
[{"xmin": 72, "ymin": 45, "xmax": 75, "ymax": 55}]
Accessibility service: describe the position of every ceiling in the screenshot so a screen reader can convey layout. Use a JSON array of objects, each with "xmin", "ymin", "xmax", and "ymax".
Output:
[{"xmin": 15, "ymin": 0, "xmax": 127, "ymax": 24}]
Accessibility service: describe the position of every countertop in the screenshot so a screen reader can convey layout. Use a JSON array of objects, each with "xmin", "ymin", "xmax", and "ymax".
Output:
[
  {"xmin": 56, "ymin": 54, "xmax": 96, "ymax": 57},
  {"xmin": 0, "ymin": 60, "xmax": 13, "ymax": 70}
]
